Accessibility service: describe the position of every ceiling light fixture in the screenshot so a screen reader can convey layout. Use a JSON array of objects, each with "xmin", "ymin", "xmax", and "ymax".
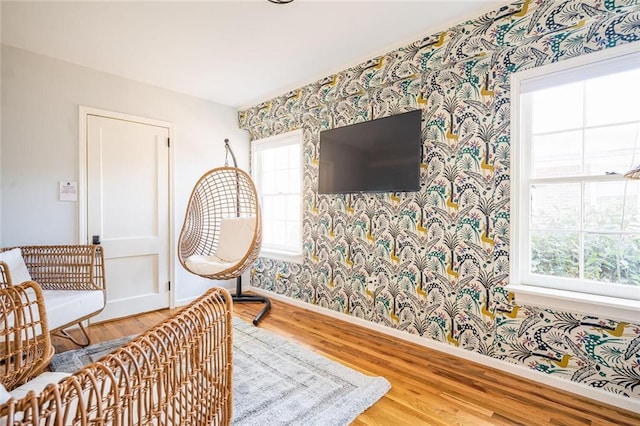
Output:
[{"xmin": 268, "ymin": 0, "xmax": 294, "ymax": 4}]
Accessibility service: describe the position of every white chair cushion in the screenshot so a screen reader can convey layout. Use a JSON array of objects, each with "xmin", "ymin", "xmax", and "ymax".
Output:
[
  {"xmin": 9, "ymin": 372, "xmax": 71, "ymax": 400},
  {"xmin": 185, "ymin": 255, "xmax": 236, "ymax": 276},
  {"xmin": 0, "ymin": 383, "xmax": 11, "ymax": 405},
  {"xmin": 215, "ymin": 216, "xmax": 256, "ymax": 262},
  {"xmin": 0, "ymin": 248, "xmax": 32, "ymax": 284},
  {"xmin": 41, "ymin": 290, "xmax": 104, "ymax": 331}
]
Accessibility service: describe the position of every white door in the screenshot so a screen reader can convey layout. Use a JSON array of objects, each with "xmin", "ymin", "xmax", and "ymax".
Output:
[{"xmin": 86, "ymin": 114, "xmax": 170, "ymax": 321}]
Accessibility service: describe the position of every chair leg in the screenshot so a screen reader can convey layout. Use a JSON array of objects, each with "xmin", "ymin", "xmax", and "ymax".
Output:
[
  {"xmin": 56, "ymin": 322, "xmax": 91, "ymax": 347},
  {"xmin": 232, "ymin": 276, "xmax": 271, "ymax": 325}
]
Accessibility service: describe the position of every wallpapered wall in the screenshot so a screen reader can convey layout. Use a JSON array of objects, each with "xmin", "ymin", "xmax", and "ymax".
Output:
[{"xmin": 239, "ymin": 0, "xmax": 640, "ymax": 402}]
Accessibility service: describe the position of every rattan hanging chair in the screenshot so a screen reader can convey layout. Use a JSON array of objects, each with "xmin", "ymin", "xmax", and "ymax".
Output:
[{"xmin": 178, "ymin": 140, "xmax": 270, "ymax": 325}]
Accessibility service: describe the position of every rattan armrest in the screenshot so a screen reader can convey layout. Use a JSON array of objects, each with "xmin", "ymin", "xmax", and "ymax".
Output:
[
  {"xmin": 0, "ymin": 281, "xmax": 54, "ymax": 391},
  {"xmin": 0, "ymin": 261, "xmax": 9, "ymax": 288}
]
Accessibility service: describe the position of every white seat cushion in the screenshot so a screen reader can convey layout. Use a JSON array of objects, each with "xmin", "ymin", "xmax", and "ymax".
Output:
[
  {"xmin": 0, "ymin": 383, "xmax": 11, "ymax": 405},
  {"xmin": 41, "ymin": 290, "xmax": 104, "ymax": 331},
  {"xmin": 0, "ymin": 248, "xmax": 32, "ymax": 284},
  {"xmin": 215, "ymin": 216, "xmax": 256, "ymax": 262},
  {"xmin": 185, "ymin": 255, "xmax": 236, "ymax": 276},
  {"xmin": 9, "ymin": 372, "xmax": 71, "ymax": 400}
]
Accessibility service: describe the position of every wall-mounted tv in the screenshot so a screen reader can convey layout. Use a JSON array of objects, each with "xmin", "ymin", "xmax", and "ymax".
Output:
[{"xmin": 318, "ymin": 109, "xmax": 422, "ymax": 194}]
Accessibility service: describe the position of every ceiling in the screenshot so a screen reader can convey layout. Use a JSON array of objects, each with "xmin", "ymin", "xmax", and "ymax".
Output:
[{"xmin": 1, "ymin": 0, "xmax": 509, "ymax": 109}]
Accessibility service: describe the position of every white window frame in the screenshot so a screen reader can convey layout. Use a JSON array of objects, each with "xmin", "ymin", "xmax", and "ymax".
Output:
[
  {"xmin": 509, "ymin": 43, "xmax": 640, "ymax": 322},
  {"xmin": 251, "ymin": 129, "xmax": 304, "ymax": 264}
]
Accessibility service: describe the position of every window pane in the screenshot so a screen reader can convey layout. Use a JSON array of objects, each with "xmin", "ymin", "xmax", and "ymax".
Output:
[
  {"xmin": 584, "ymin": 123, "xmax": 640, "ymax": 176},
  {"xmin": 532, "ymin": 83, "xmax": 583, "ymax": 134},
  {"xmin": 262, "ymin": 196, "xmax": 274, "ymax": 222},
  {"xmin": 273, "ymin": 194, "xmax": 285, "ymax": 222},
  {"xmin": 530, "ymin": 230, "xmax": 579, "ymax": 278},
  {"xmin": 273, "ymin": 220, "xmax": 285, "ymax": 241},
  {"xmin": 585, "ymin": 68, "xmax": 640, "ymax": 127},
  {"xmin": 263, "ymin": 220, "xmax": 274, "ymax": 245},
  {"xmin": 531, "ymin": 184, "xmax": 581, "ymax": 230},
  {"xmin": 532, "ymin": 131, "xmax": 582, "ymax": 178},
  {"xmin": 584, "ymin": 233, "xmax": 640, "ymax": 286},
  {"xmin": 274, "ymin": 146, "xmax": 289, "ymax": 169},
  {"xmin": 261, "ymin": 149, "xmax": 275, "ymax": 171},
  {"xmin": 252, "ymin": 132, "xmax": 302, "ymax": 254},
  {"xmin": 286, "ymin": 195, "xmax": 300, "ymax": 221},
  {"xmin": 289, "ymin": 169, "xmax": 300, "ymax": 192},
  {"xmin": 518, "ymin": 53, "xmax": 640, "ymax": 301},
  {"xmin": 275, "ymin": 169, "xmax": 288, "ymax": 193},
  {"xmin": 584, "ymin": 181, "xmax": 640, "ymax": 232},
  {"xmin": 263, "ymin": 171, "xmax": 276, "ymax": 194}
]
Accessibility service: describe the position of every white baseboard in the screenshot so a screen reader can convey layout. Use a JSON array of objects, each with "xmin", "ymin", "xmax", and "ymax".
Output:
[
  {"xmin": 175, "ymin": 282, "xmax": 237, "ymax": 308},
  {"xmin": 175, "ymin": 296, "xmax": 199, "ymax": 308},
  {"xmin": 249, "ymin": 287, "xmax": 640, "ymax": 414}
]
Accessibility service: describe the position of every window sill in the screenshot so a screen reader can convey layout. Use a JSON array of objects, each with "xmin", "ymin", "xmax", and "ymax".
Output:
[
  {"xmin": 506, "ymin": 283, "xmax": 640, "ymax": 323},
  {"xmin": 259, "ymin": 249, "xmax": 303, "ymax": 264}
]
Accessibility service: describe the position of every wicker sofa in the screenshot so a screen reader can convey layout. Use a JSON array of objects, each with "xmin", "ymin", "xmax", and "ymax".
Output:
[
  {"xmin": 0, "ymin": 245, "xmax": 106, "ymax": 346},
  {"xmin": 0, "ymin": 283, "xmax": 233, "ymax": 425}
]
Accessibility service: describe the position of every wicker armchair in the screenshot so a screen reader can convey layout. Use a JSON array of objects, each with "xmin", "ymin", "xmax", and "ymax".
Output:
[
  {"xmin": 0, "ymin": 281, "xmax": 54, "ymax": 391},
  {"xmin": 0, "ymin": 245, "xmax": 106, "ymax": 346},
  {"xmin": 0, "ymin": 287, "xmax": 233, "ymax": 425}
]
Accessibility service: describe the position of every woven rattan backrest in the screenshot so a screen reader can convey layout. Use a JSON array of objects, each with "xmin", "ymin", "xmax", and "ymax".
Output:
[
  {"xmin": 178, "ymin": 166, "xmax": 262, "ymax": 280},
  {"xmin": 0, "ymin": 245, "xmax": 105, "ymax": 292},
  {"xmin": 0, "ymin": 281, "xmax": 54, "ymax": 391}
]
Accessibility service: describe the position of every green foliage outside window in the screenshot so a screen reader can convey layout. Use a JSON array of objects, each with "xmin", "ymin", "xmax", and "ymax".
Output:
[{"xmin": 530, "ymin": 203, "xmax": 640, "ymax": 286}]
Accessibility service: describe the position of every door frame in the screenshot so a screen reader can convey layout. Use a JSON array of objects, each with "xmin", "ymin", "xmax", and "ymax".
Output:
[{"xmin": 78, "ymin": 106, "xmax": 176, "ymax": 309}]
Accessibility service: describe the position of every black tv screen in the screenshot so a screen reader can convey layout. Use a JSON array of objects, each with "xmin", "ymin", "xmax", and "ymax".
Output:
[{"xmin": 318, "ymin": 109, "xmax": 422, "ymax": 194}]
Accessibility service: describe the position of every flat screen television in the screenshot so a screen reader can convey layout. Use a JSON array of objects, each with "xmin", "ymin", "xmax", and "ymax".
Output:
[{"xmin": 318, "ymin": 109, "xmax": 422, "ymax": 194}]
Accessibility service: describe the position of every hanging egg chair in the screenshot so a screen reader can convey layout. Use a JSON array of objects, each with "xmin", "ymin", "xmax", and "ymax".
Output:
[{"xmin": 178, "ymin": 139, "xmax": 270, "ymax": 325}]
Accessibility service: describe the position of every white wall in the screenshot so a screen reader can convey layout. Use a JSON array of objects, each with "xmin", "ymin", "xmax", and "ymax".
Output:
[{"xmin": 0, "ymin": 45, "xmax": 248, "ymax": 303}]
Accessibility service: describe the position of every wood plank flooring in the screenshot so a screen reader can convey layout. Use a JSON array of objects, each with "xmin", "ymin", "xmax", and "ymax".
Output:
[{"xmin": 52, "ymin": 295, "xmax": 640, "ymax": 425}]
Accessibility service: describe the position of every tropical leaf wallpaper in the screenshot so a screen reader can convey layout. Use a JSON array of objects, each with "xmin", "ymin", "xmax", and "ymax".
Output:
[{"xmin": 239, "ymin": 0, "xmax": 640, "ymax": 402}]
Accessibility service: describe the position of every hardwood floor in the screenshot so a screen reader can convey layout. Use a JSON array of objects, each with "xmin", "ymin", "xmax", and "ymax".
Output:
[{"xmin": 52, "ymin": 296, "xmax": 640, "ymax": 425}]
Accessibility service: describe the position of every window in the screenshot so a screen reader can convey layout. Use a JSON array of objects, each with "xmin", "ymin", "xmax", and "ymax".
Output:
[
  {"xmin": 510, "ymin": 44, "xmax": 640, "ymax": 321},
  {"xmin": 251, "ymin": 130, "xmax": 303, "ymax": 263}
]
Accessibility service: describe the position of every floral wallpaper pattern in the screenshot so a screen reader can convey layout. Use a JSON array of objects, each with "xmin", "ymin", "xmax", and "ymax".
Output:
[{"xmin": 239, "ymin": 0, "xmax": 640, "ymax": 401}]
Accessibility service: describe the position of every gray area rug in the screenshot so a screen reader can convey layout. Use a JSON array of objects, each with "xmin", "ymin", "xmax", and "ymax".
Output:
[
  {"xmin": 50, "ymin": 335, "xmax": 135, "ymax": 372},
  {"xmin": 51, "ymin": 317, "xmax": 391, "ymax": 425}
]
